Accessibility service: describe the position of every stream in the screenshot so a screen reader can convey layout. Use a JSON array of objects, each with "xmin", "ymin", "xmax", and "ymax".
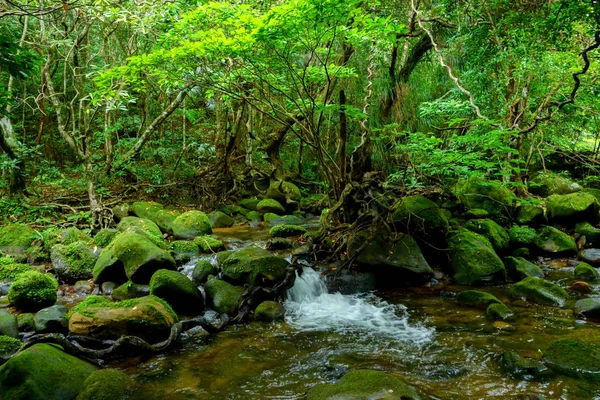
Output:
[{"xmin": 108, "ymin": 225, "xmax": 600, "ymax": 399}]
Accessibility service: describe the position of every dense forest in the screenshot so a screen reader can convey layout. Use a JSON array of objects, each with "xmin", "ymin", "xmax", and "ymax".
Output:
[{"xmin": 0, "ymin": 0, "xmax": 600, "ymax": 399}]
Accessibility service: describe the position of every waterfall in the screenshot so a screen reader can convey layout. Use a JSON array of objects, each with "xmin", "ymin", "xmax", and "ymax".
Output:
[{"xmin": 284, "ymin": 268, "xmax": 433, "ymax": 346}]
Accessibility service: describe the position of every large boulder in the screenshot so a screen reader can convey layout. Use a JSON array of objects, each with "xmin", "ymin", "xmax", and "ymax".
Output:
[
  {"xmin": 131, "ymin": 201, "xmax": 164, "ymax": 222},
  {"xmin": 534, "ymin": 226, "xmax": 576, "ymax": 255},
  {"xmin": 270, "ymin": 225, "xmax": 307, "ymax": 238},
  {"xmin": 390, "ymin": 195, "xmax": 449, "ymax": 246},
  {"xmin": 529, "ymin": 171, "xmax": 581, "ymax": 197},
  {"xmin": 265, "ymin": 181, "xmax": 302, "ymax": 203},
  {"xmin": 76, "ymin": 369, "xmax": 134, "ymax": 400},
  {"xmin": 464, "ymin": 219, "xmax": 510, "ymax": 253},
  {"xmin": 257, "ymin": 199, "xmax": 286, "ymax": 215},
  {"xmin": 34, "ymin": 305, "xmax": 68, "ymax": 333},
  {"xmin": 510, "ymin": 277, "xmax": 568, "ymax": 306},
  {"xmin": 574, "ymin": 298, "xmax": 600, "ymax": 320},
  {"xmin": 93, "ymin": 232, "xmax": 176, "ymax": 285},
  {"xmin": 219, "ymin": 247, "xmax": 289, "ymax": 286},
  {"xmin": 455, "ymin": 178, "xmax": 516, "ymax": 217},
  {"xmin": 542, "ymin": 339, "xmax": 600, "ymax": 382},
  {"xmin": 155, "ymin": 209, "xmax": 181, "ymax": 235},
  {"xmin": 0, "ymin": 223, "xmax": 37, "ymax": 251},
  {"xmin": 68, "ymin": 295, "xmax": 178, "ymax": 343},
  {"xmin": 208, "ymin": 211, "xmax": 234, "ymax": 228},
  {"xmin": 117, "ymin": 216, "xmax": 165, "ymax": 248},
  {"xmin": 0, "ymin": 310, "xmax": 18, "ymax": 338},
  {"xmin": 503, "ymin": 256, "xmax": 544, "ymax": 280},
  {"xmin": 172, "ymin": 211, "xmax": 212, "ymax": 239},
  {"xmin": 8, "ymin": 271, "xmax": 58, "ymax": 311},
  {"xmin": 575, "ymin": 222, "xmax": 600, "ymax": 247},
  {"xmin": 204, "ymin": 277, "xmax": 244, "ymax": 316},
  {"xmin": 546, "ymin": 192, "xmax": 599, "ymax": 224},
  {"xmin": 0, "ymin": 343, "xmax": 97, "ymax": 400},
  {"xmin": 194, "ymin": 235, "xmax": 226, "ymax": 253},
  {"xmin": 149, "ymin": 269, "xmax": 203, "ymax": 315},
  {"xmin": 306, "ymin": 369, "xmax": 420, "ymax": 400},
  {"xmin": 93, "ymin": 229, "xmax": 118, "ymax": 247},
  {"xmin": 239, "ymin": 198, "xmax": 260, "ymax": 211},
  {"xmin": 509, "ymin": 225, "xmax": 537, "ymax": 249},
  {"xmin": 51, "ymin": 240, "xmax": 97, "ymax": 283},
  {"xmin": 447, "ymin": 231, "xmax": 506, "ymax": 285},
  {"xmin": 192, "ymin": 260, "xmax": 218, "ymax": 284},
  {"xmin": 515, "ymin": 204, "xmax": 546, "ymax": 226},
  {"xmin": 254, "ymin": 301, "xmax": 285, "ymax": 322}
]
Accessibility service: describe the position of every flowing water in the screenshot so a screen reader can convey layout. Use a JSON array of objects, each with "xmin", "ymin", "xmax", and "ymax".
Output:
[{"xmin": 113, "ymin": 226, "xmax": 600, "ymax": 399}]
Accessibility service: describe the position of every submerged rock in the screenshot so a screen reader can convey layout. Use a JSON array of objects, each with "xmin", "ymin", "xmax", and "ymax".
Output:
[
  {"xmin": 204, "ymin": 277, "xmax": 244, "ymax": 316},
  {"xmin": 574, "ymin": 298, "xmax": 600, "ymax": 320},
  {"xmin": 534, "ymin": 226, "xmax": 576, "ymax": 255},
  {"xmin": 509, "ymin": 277, "xmax": 568, "ymax": 306},
  {"xmin": 8, "ymin": 270, "xmax": 58, "ymax": 311},
  {"xmin": 447, "ymin": 231, "xmax": 506, "ymax": 285},
  {"xmin": 149, "ymin": 269, "xmax": 203, "ymax": 315},
  {"xmin": 219, "ymin": 247, "xmax": 289, "ymax": 286},
  {"xmin": 500, "ymin": 351, "xmax": 549, "ymax": 379},
  {"xmin": 546, "ymin": 192, "xmax": 599, "ymax": 224},
  {"xmin": 76, "ymin": 369, "xmax": 134, "ymax": 400},
  {"xmin": 504, "ymin": 256, "xmax": 544, "ymax": 280},
  {"xmin": 254, "ymin": 301, "xmax": 285, "ymax": 322},
  {"xmin": 464, "ymin": 219, "xmax": 510, "ymax": 253},
  {"xmin": 172, "ymin": 211, "xmax": 212, "ymax": 239},
  {"xmin": 542, "ymin": 339, "xmax": 600, "ymax": 382},
  {"xmin": 456, "ymin": 290, "xmax": 502, "ymax": 309}
]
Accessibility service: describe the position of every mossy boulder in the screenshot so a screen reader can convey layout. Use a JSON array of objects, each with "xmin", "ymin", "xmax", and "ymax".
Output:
[
  {"xmin": 486, "ymin": 303, "xmax": 515, "ymax": 321},
  {"xmin": 34, "ymin": 304, "xmax": 67, "ymax": 333},
  {"xmin": 300, "ymin": 193, "xmax": 327, "ymax": 213},
  {"xmin": 266, "ymin": 238, "xmax": 295, "ymax": 250},
  {"xmin": 192, "ymin": 260, "xmax": 217, "ymax": 284},
  {"xmin": 0, "ymin": 310, "xmax": 18, "ymax": 338},
  {"xmin": 117, "ymin": 216, "xmax": 165, "ymax": 248},
  {"xmin": 257, "ymin": 198, "xmax": 286, "ymax": 215},
  {"xmin": 68, "ymin": 295, "xmax": 178, "ymax": 342},
  {"xmin": 266, "ymin": 180, "xmax": 302, "ymax": 203},
  {"xmin": 93, "ymin": 232, "xmax": 176, "ymax": 285},
  {"xmin": 464, "ymin": 219, "xmax": 510, "ymax": 253},
  {"xmin": 270, "ymin": 224, "xmax": 307, "ymax": 238},
  {"xmin": 204, "ymin": 277, "xmax": 244, "ymax": 316},
  {"xmin": 17, "ymin": 313, "xmax": 34, "ymax": 332},
  {"xmin": 529, "ymin": 171, "xmax": 581, "ymax": 197},
  {"xmin": 264, "ymin": 214, "xmax": 305, "ymax": 226},
  {"xmin": 8, "ymin": 271, "xmax": 57, "ymax": 311},
  {"xmin": 504, "ymin": 256, "xmax": 544, "ymax": 280},
  {"xmin": 149, "ymin": 269, "xmax": 203, "ymax": 315},
  {"xmin": 0, "ymin": 343, "xmax": 97, "ymax": 400},
  {"xmin": 194, "ymin": 235, "xmax": 226, "ymax": 253},
  {"xmin": 455, "ymin": 178, "xmax": 516, "ymax": 217},
  {"xmin": 94, "ymin": 229, "xmax": 118, "ymax": 247},
  {"xmin": 239, "ymin": 198, "xmax": 261, "ymax": 211},
  {"xmin": 254, "ymin": 301, "xmax": 285, "ymax": 322},
  {"xmin": 154, "ymin": 209, "xmax": 181, "ymax": 235},
  {"xmin": 232, "ymin": 205, "xmax": 250, "ymax": 217},
  {"xmin": 574, "ymin": 298, "xmax": 600, "ymax": 320},
  {"xmin": 51, "ymin": 241, "xmax": 97, "ymax": 283},
  {"xmin": 246, "ymin": 211, "xmax": 262, "ymax": 222},
  {"xmin": 575, "ymin": 222, "xmax": 600, "ymax": 247},
  {"xmin": 0, "ymin": 258, "xmax": 30, "ymax": 280},
  {"xmin": 515, "ymin": 205, "xmax": 546, "ymax": 226},
  {"xmin": 0, "ymin": 223, "xmax": 38, "ymax": 250},
  {"xmin": 60, "ymin": 227, "xmax": 92, "ymax": 246},
  {"xmin": 456, "ymin": 290, "xmax": 503, "ymax": 309},
  {"xmin": 542, "ymin": 339, "xmax": 600, "ymax": 382},
  {"xmin": 220, "ymin": 247, "xmax": 289, "ymax": 286},
  {"xmin": 0, "ymin": 335, "xmax": 21, "ymax": 359},
  {"xmin": 510, "ymin": 277, "xmax": 568, "ymax": 306},
  {"xmin": 131, "ymin": 201, "xmax": 164, "ymax": 221},
  {"xmin": 546, "ymin": 192, "xmax": 599, "ymax": 224},
  {"xmin": 169, "ymin": 240, "xmax": 199, "ymax": 264},
  {"xmin": 390, "ymin": 195, "xmax": 450, "ymax": 245},
  {"xmin": 500, "ymin": 351, "xmax": 549, "ymax": 379},
  {"xmin": 76, "ymin": 369, "xmax": 134, "ymax": 400},
  {"xmin": 534, "ymin": 226, "xmax": 576, "ymax": 255},
  {"xmin": 574, "ymin": 262, "xmax": 599, "ymax": 281},
  {"xmin": 111, "ymin": 281, "xmax": 150, "ymax": 300},
  {"xmin": 306, "ymin": 369, "xmax": 420, "ymax": 400},
  {"xmin": 509, "ymin": 225, "xmax": 537, "ymax": 249},
  {"xmin": 112, "ymin": 204, "xmax": 130, "ymax": 222},
  {"xmin": 447, "ymin": 231, "xmax": 506, "ymax": 285},
  {"xmin": 172, "ymin": 211, "xmax": 212, "ymax": 239},
  {"xmin": 463, "ymin": 209, "xmax": 489, "ymax": 219},
  {"xmin": 208, "ymin": 211, "xmax": 234, "ymax": 228}
]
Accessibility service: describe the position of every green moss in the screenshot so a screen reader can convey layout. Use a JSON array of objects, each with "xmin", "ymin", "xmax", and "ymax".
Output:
[
  {"xmin": 447, "ymin": 230, "xmax": 506, "ymax": 285},
  {"xmin": 8, "ymin": 271, "xmax": 58, "ymax": 311},
  {"xmin": 246, "ymin": 211, "xmax": 262, "ymax": 222},
  {"xmin": 269, "ymin": 224, "xmax": 307, "ymax": 238},
  {"xmin": 220, "ymin": 247, "xmax": 289, "ymax": 286},
  {"xmin": 542, "ymin": 339, "xmax": 600, "ymax": 382},
  {"xmin": 193, "ymin": 236, "xmax": 225, "ymax": 253},
  {"xmin": 510, "ymin": 276, "xmax": 568, "ymax": 306},
  {"xmin": 456, "ymin": 290, "xmax": 502, "ymax": 309},
  {"xmin": 131, "ymin": 201, "xmax": 164, "ymax": 221},
  {"xmin": 111, "ymin": 281, "xmax": 150, "ymax": 300},
  {"xmin": 254, "ymin": 301, "xmax": 285, "ymax": 322},
  {"xmin": 464, "ymin": 219, "xmax": 510, "ymax": 253},
  {"xmin": 94, "ymin": 229, "xmax": 118, "ymax": 247},
  {"xmin": 170, "ymin": 240, "xmax": 199, "ymax": 256},
  {"xmin": 266, "ymin": 181, "xmax": 302, "ymax": 202},
  {"xmin": 208, "ymin": 211, "xmax": 234, "ymax": 228},
  {"xmin": 149, "ymin": 269, "xmax": 203, "ymax": 315},
  {"xmin": 574, "ymin": 262, "xmax": 599, "ymax": 282},
  {"xmin": 204, "ymin": 277, "xmax": 244, "ymax": 315},
  {"xmin": 69, "ymin": 294, "xmax": 178, "ymax": 322},
  {"xmin": 0, "ymin": 224, "xmax": 38, "ymax": 249},
  {"xmin": 192, "ymin": 260, "xmax": 217, "ymax": 284},
  {"xmin": 61, "ymin": 227, "xmax": 92, "ymax": 246},
  {"xmin": 50, "ymin": 241, "xmax": 96, "ymax": 282},
  {"xmin": 503, "ymin": 256, "xmax": 544, "ymax": 280},
  {"xmin": 515, "ymin": 204, "xmax": 545, "ymax": 226},
  {"xmin": 155, "ymin": 209, "xmax": 181, "ymax": 235},
  {"xmin": 547, "ymin": 192, "xmax": 599, "ymax": 224},
  {"xmin": 0, "ymin": 259, "xmax": 30, "ymax": 280},
  {"xmin": 534, "ymin": 226, "xmax": 576, "ymax": 254},
  {"xmin": 172, "ymin": 211, "xmax": 212, "ymax": 239},
  {"xmin": 463, "ymin": 209, "xmax": 489, "ymax": 219},
  {"xmin": 575, "ymin": 222, "xmax": 600, "ymax": 246},
  {"xmin": 257, "ymin": 198, "xmax": 286, "ymax": 214},
  {"xmin": 117, "ymin": 216, "xmax": 165, "ymax": 248},
  {"xmin": 500, "ymin": 351, "xmax": 548, "ymax": 378},
  {"xmin": 390, "ymin": 195, "xmax": 450, "ymax": 243},
  {"xmin": 77, "ymin": 369, "xmax": 134, "ymax": 400},
  {"xmin": 239, "ymin": 198, "xmax": 261, "ymax": 211},
  {"xmin": 0, "ymin": 335, "xmax": 21, "ymax": 354},
  {"xmin": 264, "ymin": 214, "xmax": 305, "ymax": 226},
  {"xmin": 529, "ymin": 171, "xmax": 581, "ymax": 197},
  {"xmin": 455, "ymin": 178, "xmax": 516, "ymax": 217},
  {"xmin": 486, "ymin": 303, "xmax": 515, "ymax": 321},
  {"xmin": 509, "ymin": 225, "xmax": 537, "ymax": 248}
]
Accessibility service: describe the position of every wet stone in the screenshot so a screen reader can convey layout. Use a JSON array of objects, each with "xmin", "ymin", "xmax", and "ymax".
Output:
[{"xmin": 578, "ymin": 248, "xmax": 600, "ymax": 266}]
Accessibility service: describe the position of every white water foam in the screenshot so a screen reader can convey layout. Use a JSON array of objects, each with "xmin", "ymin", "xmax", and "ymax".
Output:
[{"xmin": 284, "ymin": 268, "xmax": 433, "ymax": 346}]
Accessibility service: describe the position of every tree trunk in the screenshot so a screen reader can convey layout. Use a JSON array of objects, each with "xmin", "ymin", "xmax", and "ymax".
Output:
[{"xmin": 0, "ymin": 116, "xmax": 26, "ymax": 195}]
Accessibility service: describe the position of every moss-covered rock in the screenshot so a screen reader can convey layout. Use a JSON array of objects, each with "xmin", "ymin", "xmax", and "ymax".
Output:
[
  {"xmin": 192, "ymin": 260, "xmax": 217, "ymax": 284},
  {"xmin": 94, "ymin": 229, "xmax": 118, "ymax": 247},
  {"xmin": 574, "ymin": 262, "xmax": 599, "ymax": 281},
  {"xmin": 204, "ymin": 277, "xmax": 244, "ymax": 316},
  {"xmin": 510, "ymin": 277, "xmax": 568, "ymax": 306},
  {"xmin": 232, "ymin": 205, "xmax": 250, "ymax": 217},
  {"xmin": 240, "ymin": 198, "xmax": 261, "ymax": 211},
  {"xmin": 8, "ymin": 271, "xmax": 57, "ymax": 311},
  {"xmin": 111, "ymin": 281, "xmax": 150, "ymax": 300},
  {"xmin": 574, "ymin": 298, "xmax": 600, "ymax": 320},
  {"xmin": 51, "ymin": 241, "xmax": 97, "ymax": 283},
  {"xmin": 390, "ymin": 195, "xmax": 450, "ymax": 246},
  {"xmin": 68, "ymin": 295, "xmax": 178, "ymax": 342},
  {"xmin": 194, "ymin": 235, "xmax": 226, "ymax": 253},
  {"xmin": 509, "ymin": 225, "xmax": 537, "ymax": 249},
  {"xmin": 17, "ymin": 313, "xmax": 34, "ymax": 331},
  {"xmin": 266, "ymin": 238, "xmax": 295, "ymax": 251},
  {"xmin": 516, "ymin": 204, "xmax": 546, "ymax": 226},
  {"xmin": 117, "ymin": 216, "xmax": 165, "ymax": 248},
  {"xmin": 0, "ymin": 223, "xmax": 38, "ymax": 250},
  {"xmin": 455, "ymin": 178, "xmax": 516, "ymax": 217},
  {"xmin": 76, "ymin": 369, "xmax": 134, "ymax": 400},
  {"xmin": 0, "ymin": 309, "xmax": 18, "ymax": 338},
  {"xmin": 150, "ymin": 269, "xmax": 203, "ymax": 315},
  {"xmin": 300, "ymin": 193, "xmax": 327, "ymax": 213},
  {"xmin": 447, "ymin": 230, "xmax": 506, "ymax": 285},
  {"xmin": 0, "ymin": 343, "xmax": 97, "ymax": 400},
  {"xmin": 254, "ymin": 301, "xmax": 285, "ymax": 322},
  {"xmin": 0, "ymin": 257, "xmax": 30, "ymax": 280},
  {"xmin": 463, "ymin": 209, "xmax": 489, "ymax": 219},
  {"xmin": 500, "ymin": 351, "xmax": 549, "ymax": 379},
  {"xmin": 131, "ymin": 201, "xmax": 164, "ymax": 221},
  {"xmin": 169, "ymin": 240, "xmax": 199, "ymax": 264},
  {"xmin": 208, "ymin": 211, "xmax": 234, "ymax": 228},
  {"xmin": 529, "ymin": 171, "xmax": 582, "ymax": 197},
  {"xmin": 456, "ymin": 290, "xmax": 503, "ymax": 309},
  {"xmin": 264, "ymin": 214, "xmax": 305, "ymax": 226},
  {"xmin": 60, "ymin": 227, "xmax": 93, "ymax": 246},
  {"xmin": 172, "ymin": 211, "xmax": 212, "ymax": 239},
  {"xmin": 112, "ymin": 204, "xmax": 130, "ymax": 222},
  {"xmin": 257, "ymin": 198, "xmax": 286, "ymax": 215},
  {"xmin": 34, "ymin": 304, "xmax": 67, "ymax": 333},
  {"xmin": 306, "ymin": 369, "xmax": 420, "ymax": 400},
  {"xmin": 486, "ymin": 303, "xmax": 515, "ymax": 321},
  {"xmin": 534, "ymin": 226, "xmax": 576, "ymax": 255},
  {"xmin": 575, "ymin": 222, "xmax": 600, "ymax": 247},
  {"xmin": 464, "ymin": 219, "xmax": 510, "ymax": 253},
  {"xmin": 0, "ymin": 335, "xmax": 21, "ymax": 359},
  {"xmin": 270, "ymin": 224, "xmax": 307, "ymax": 238},
  {"xmin": 542, "ymin": 339, "xmax": 600, "ymax": 382},
  {"xmin": 93, "ymin": 232, "xmax": 176, "ymax": 285},
  {"xmin": 578, "ymin": 248, "xmax": 600, "ymax": 266},
  {"xmin": 266, "ymin": 180, "xmax": 302, "ymax": 203},
  {"xmin": 504, "ymin": 256, "xmax": 544, "ymax": 280},
  {"xmin": 220, "ymin": 247, "xmax": 290, "ymax": 286},
  {"xmin": 154, "ymin": 209, "xmax": 181, "ymax": 235},
  {"xmin": 547, "ymin": 192, "xmax": 599, "ymax": 224},
  {"xmin": 246, "ymin": 211, "xmax": 262, "ymax": 222}
]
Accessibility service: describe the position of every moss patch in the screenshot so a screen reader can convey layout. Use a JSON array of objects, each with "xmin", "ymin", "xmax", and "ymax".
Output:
[
  {"xmin": 8, "ymin": 271, "xmax": 58, "ymax": 311},
  {"xmin": 510, "ymin": 277, "xmax": 568, "ymax": 306},
  {"xmin": 172, "ymin": 211, "xmax": 212, "ymax": 239},
  {"xmin": 194, "ymin": 236, "xmax": 226, "ymax": 253},
  {"xmin": 0, "ymin": 224, "xmax": 38, "ymax": 249},
  {"xmin": 542, "ymin": 339, "xmax": 600, "ymax": 382},
  {"xmin": 0, "ymin": 335, "xmax": 21, "ymax": 354},
  {"xmin": 270, "ymin": 224, "xmax": 307, "ymax": 238}
]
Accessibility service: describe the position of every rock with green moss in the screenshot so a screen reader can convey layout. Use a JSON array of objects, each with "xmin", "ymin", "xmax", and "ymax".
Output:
[
  {"xmin": 112, "ymin": 204, "xmax": 131, "ymax": 222},
  {"xmin": 68, "ymin": 295, "xmax": 178, "ymax": 342},
  {"xmin": 486, "ymin": 303, "xmax": 515, "ymax": 321},
  {"xmin": 172, "ymin": 211, "xmax": 212, "ymax": 239},
  {"xmin": 455, "ymin": 178, "xmax": 516, "ymax": 217},
  {"xmin": 264, "ymin": 214, "xmax": 305, "ymax": 226},
  {"xmin": 34, "ymin": 305, "xmax": 67, "ymax": 333},
  {"xmin": 232, "ymin": 206, "xmax": 249, "ymax": 217},
  {"xmin": 266, "ymin": 238, "xmax": 294, "ymax": 251},
  {"xmin": 510, "ymin": 277, "xmax": 568, "ymax": 306},
  {"xmin": 117, "ymin": 216, "xmax": 165, "ymax": 248},
  {"xmin": 0, "ymin": 258, "xmax": 29, "ymax": 280},
  {"xmin": 169, "ymin": 240, "xmax": 199, "ymax": 264},
  {"xmin": 254, "ymin": 301, "xmax": 285, "ymax": 322},
  {"xmin": 60, "ymin": 227, "xmax": 93, "ymax": 246},
  {"xmin": 219, "ymin": 247, "xmax": 289, "ymax": 286},
  {"xmin": 0, "ymin": 310, "xmax": 18, "ymax": 338},
  {"xmin": 257, "ymin": 198, "xmax": 286, "ymax": 215},
  {"xmin": 390, "ymin": 195, "xmax": 450, "ymax": 246},
  {"xmin": 534, "ymin": 226, "xmax": 576, "ymax": 255},
  {"xmin": 529, "ymin": 171, "xmax": 582, "ymax": 197},
  {"xmin": 575, "ymin": 222, "xmax": 600, "ymax": 247},
  {"xmin": 270, "ymin": 225, "xmax": 307, "ymax": 238},
  {"xmin": 574, "ymin": 262, "xmax": 599, "ymax": 281},
  {"xmin": 448, "ymin": 231, "xmax": 506, "ymax": 285},
  {"xmin": 208, "ymin": 211, "xmax": 234, "ymax": 228},
  {"xmin": 574, "ymin": 298, "xmax": 600, "ymax": 320},
  {"xmin": 155, "ymin": 209, "xmax": 181, "ymax": 235},
  {"xmin": 542, "ymin": 339, "xmax": 600, "ymax": 382},
  {"xmin": 0, "ymin": 223, "xmax": 38, "ymax": 251},
  {"xmin": 93, "ymin": 232, "xmax": 176, "ymax": 285},
  {"xmin": 0, "ymin": 343, "xmax": 97, "ymax": 400},
  {"xmin": 265, "ymin": 181, "xmax": 302, "ymax": 203},
  {"xmin": 516, "ymin": 204, "xmax": 546, "ymax": 226},
  {"xmin": 509, "ymin": 225, "xmax": 537, "ymax": 249},
  {"xmin": 504, "ymin": 256, "xmax": 544, "ymax": 280},
  {"xmin": 547, "ymin": 193, "xmax": 599, "ymax": 224},
  {"xmin": 192, "ymin": 260, "xmax": 217, "ymax": 284},
  {"xmin": 300, "ymin": 194, "xmax": 327, "ymax": 213},
  {"xmin": 246, "ymin": 211, "xmax": 262, "ymax": 222},
  {"xmin": 500, "ymin": 351, "xmax": 549, "ymax": 378},
  {"xmin": 8, "ymin": 271, "xmax": 57, "ymax": 311},
  {"xmin": 111, "ymin": 281, "xmax": 150, "ymax": 300},
  {"xmin": 94, "ymin": 229, "xmax": 118, "ymax": 247},
  {"xmin": 306, "ymin": 369, "xmax": 420, "ymax": 400},
  {"xmin": 463, "ymin": 209, "xmax": 489, "ymax": 219},
  {"xmin": 194, "ymin": 235, "xmax": 226, "ymax": 253},
  {"xmin": 456, "ymin": 290, "xmax": 503, "ymax": 309},
  {"xmin": 464, "ymin": 219, "xmax": 510, "ymax": 253},
  {"xmin": 51, "ymin": 241, "xmax": 97, "ymax": 283},
  {"xmin": 17, "ymin": 313, "xmax": 34, "ymax": 331},
  {"xmin": 204, "ymin": 277, "xmax": 244, "ymax": 316},
  {"xmin": 0, "ymin": 335, "xmax": 21, "ymax": 359},
  {"xmin": 240, "ymin": 198, "xmax": 261, "ymax": 211},
  {"xmin": 76, "ymin": 369, "xmax": 134, "ymax": 400},
  {"xmin": 131, "ymin": 201, "xmax": 164, "ymax": 222},
  {"xmin": 150, "ymin": 269, "xmax": 203, "ymax": 315}
]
